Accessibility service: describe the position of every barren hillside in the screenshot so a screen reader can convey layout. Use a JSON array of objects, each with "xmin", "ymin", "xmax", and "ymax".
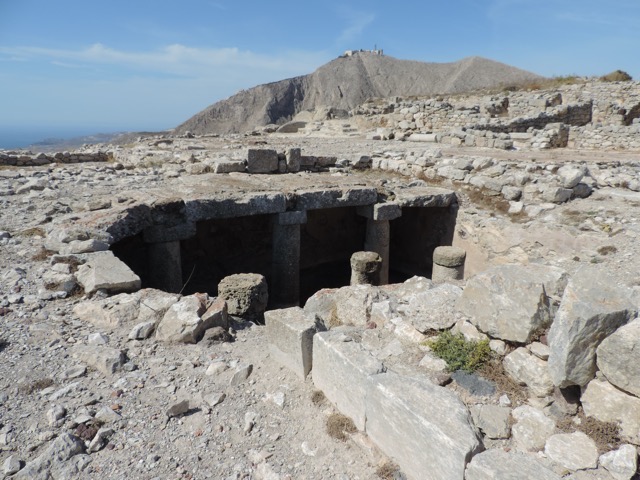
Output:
[{"xmin": 175, "ymin": 53, "xmax": 543, "ymax": 135}]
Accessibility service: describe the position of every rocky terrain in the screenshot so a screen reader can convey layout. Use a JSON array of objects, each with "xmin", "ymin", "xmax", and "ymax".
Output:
[
  {"xmin": 175, "ymin": 53, "xmax": 541, "ymax": 135},
  {"xmin": 1, "ymin": 79, "xmax": 640, "ymax": 480}
]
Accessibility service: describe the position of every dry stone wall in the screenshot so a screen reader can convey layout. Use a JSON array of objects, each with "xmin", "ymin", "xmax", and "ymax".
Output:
[{"xmin": 0, "ymin": 151, "xmax": 110, "ymax": 166}]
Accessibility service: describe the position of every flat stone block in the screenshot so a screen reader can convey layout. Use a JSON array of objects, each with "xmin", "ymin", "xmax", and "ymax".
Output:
[
  {"xmin": 356, "ymin": 202, "xmax": 402, "ymax": 221},
  {"xmin": 276, "ymin": 210, "xmax": 307, "ymax": 225},
  {"xmin": 295, "ymin": 187, "xmax": 378, "ymax": 210},
  {"xmin": 265, "ymin": 307, "xmax": 316, "ymax": 379},
  {"xmin": 312, "ymin": 329, "xmax": 385, "ymax": 430},
  {"xmin": 366, "ymin": 372, "xmax": 482, "ymax": 480},
  {"xmin": 76, "ymin": 251, "xmax": 141, "ymax": 294},
  {"xmin": 212, "ymin": 160, "xmax": 246, "ymax": 174},
  {"xmin": 247, "ymin": 149, "xmax": 278, "ymax": 173}
]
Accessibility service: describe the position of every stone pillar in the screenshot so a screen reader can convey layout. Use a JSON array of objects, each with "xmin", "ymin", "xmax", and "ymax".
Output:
[
  {"xmin": 144, "ymin": 221, "xmax": 196, "ymax": 294},
  {"xmin": 432, "ymin": 246, "xmax": 466, "ymax": 283},
  {"xmin": 357, "ymin": 203, "xmax": 402, "ymax": 285},
  {"xmin": 272, "ymin": 211, "xmax": 307, "ymax": 308},
  {"xmin": 350, "ymin": 251, "xmax": 383, "ymax": 286}
]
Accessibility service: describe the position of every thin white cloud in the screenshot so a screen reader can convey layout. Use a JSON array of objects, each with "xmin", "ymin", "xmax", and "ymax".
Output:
[
  {"xmin": 336, "ymin": 11, "xmax": 375, "ymax": 45},
  {"xmin": 0, "ymin": 43, "xmax": 329, "ymax": 78}
]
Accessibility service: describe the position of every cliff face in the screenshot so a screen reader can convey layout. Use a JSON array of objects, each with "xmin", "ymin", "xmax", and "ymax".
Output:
[{"xmin": 175, "ymin": 53, "xmax": 543, "ymax": 135}]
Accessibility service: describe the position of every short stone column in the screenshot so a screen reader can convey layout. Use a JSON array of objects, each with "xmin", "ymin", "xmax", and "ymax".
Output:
[
  {"xmin": 218, "ymin": 273, "xmax": 269, "ymax": 320},
  {"xmin": 144, "ymin": 221, "xmax": 196, "ymax": 294},
  {"xmin": 432, "ymin": 246, "xmax": 466, "ymax": 283},
  {"xmin": 357, "ymin": 203, "xmax": 402, "ymax": 285},
  {"xmin": 272, "ymin": 211, "xmax": 307, "ymax": 308},
  {"xmin": 350, "ymin": 251, "xmax": 383, "ymax": 286}
]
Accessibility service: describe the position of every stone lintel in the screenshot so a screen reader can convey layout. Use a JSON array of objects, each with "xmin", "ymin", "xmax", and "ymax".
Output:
[
  {"xmin": 295, "ymin": 187, "xmax": 377, "ymax": 210},
  {"xmin": 185, "ymin": 193, "xmax": 287, "ymax": 221},
  {"xmin": 276, "ymin": 210, "xmax": 307, "ymax": 225},
  {"xmin": 143, "ymin": 222, "xmax": 196, "ymax": 244},
  {"xmin": 393, "ymin": 187, "xmax": 457, "ymax": 208},
  {"xmin": 356, "ymin": 202, "xmax": 402, "ymax": 221}
]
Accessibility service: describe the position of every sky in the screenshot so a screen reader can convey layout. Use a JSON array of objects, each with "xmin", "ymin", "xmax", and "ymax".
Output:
[{"xmin": 1, "ymin": 0, "xmax": 639, "ymax": 142}]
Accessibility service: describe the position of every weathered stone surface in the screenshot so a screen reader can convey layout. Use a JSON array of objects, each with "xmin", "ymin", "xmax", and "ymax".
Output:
[
  {"xmin": 596, "ymin": 318, "xmax": 640, "ymax": 397},
  {"xmin": 218, "ymin": 273, "xmax": 268, "ymax": 317},
  {"xmin": 73, "ymin": 345, "xmax": 126, "ymax": 375},
  {"xmin": 137, "ymin": 288, "xmax": 180, "ymax": 324},
  {"xmin": 350, "ymin": 251, "xmax": 382, "ymax": 286},
  {"xmin": 73, "ymin": 293, "xmax": 140, "ymax": 329},
  {"xmin": 557, "ymin": 165, "xmax": 586, "ymax": 189},
  {"xmin": 581, "ymin": 378, "xmax": 640, "ymax": 442},
  {"xmin": 366, "ymin": 372, "xmax": 482, "ymax": 480},
  {"xmin": 547, "ymin": 267, "xmax": 637, "ymax": 388},
  {"xmin": 247, "ymin": 149, "xmax": 278, "ymax": 173},
  {"xmin": 433, "ymin": 246, "xmax": 466, "ymax": 267},
  {"xmin": 511, "ymin": 405, "xmax": 556, "ymax": 452},
  {"xmin": 75, "ymin": 251, "xmax": 141, "ymax": 294},
  {"xmin": 265, "ymin": 307, "xmax": 316, "ymax": 379},
  {"xmin": 503, "ymin": 347, "xmax": 554, "ymax": 397},
  {"xmin": 470, "ymin": 404, "xmax": 511, "ymax": 439},
  {"xmin": 128, "ymin": 321, "xmax": 156, "ymax": 340},
  {"xmin": 303, "ymin": 288, "xmax": 337, "ymax": 329},
  {"xmin": 398, "ymin": 283, "xmax": 462, "ymax": 332},
  {"xmin": 465, "ymin": 449, "xmax": 562, "ymax": 480},
  {"xmin": 156, "ymin": 294, "xmax": 227, "ymax": 343},
  {"xmin": 212, "ymin": 159, "xmax": 246, "ymax": 174},
  {"xmin": 312, "ymin": 329, "xmax": 385, "ymax": 430},
  {"xmin": 545, "ymin": 432, "xmax": 599, "ymax": 472},
  {"xmin": 457, "ymin": 264, "xmax": 568, "ymax": 343},
  {"xmin": 15, "ymin": 433, "xmax": 85, "ymax": 479},
  {"xmin": 600, "ymin": 444, "xmax": 638, "ymax": 480},
  {"xmin": 333, "ymin": 284, "xmax": 386, "ymax": 327},
  {"xmin": 229, "ymin": 363, "xmax": 253, "ymax": 385}
]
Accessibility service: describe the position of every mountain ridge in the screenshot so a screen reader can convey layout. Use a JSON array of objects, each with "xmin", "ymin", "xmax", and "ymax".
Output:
[{"xmin": 175, "ymin": 53, "xmax": 543, "ymax": 135}]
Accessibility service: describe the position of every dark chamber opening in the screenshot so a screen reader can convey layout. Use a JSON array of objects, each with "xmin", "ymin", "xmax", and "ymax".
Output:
[{"xmin": 110, "ymin": 204, "xmax": 457, "ymax": 305}]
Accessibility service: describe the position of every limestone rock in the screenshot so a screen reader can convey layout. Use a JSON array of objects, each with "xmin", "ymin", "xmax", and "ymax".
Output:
[
  {"xmin": 73, "ymin": 345, "xmax": 126, "ymax": 375},
  {"xmin": 75, "ymin": 251, "xmax": 141, "ymax": 294},
  {"xmin": 128, "ymin": 321, "xmax": 156, "ymax": 340},
  {"xmin": 457, "ymin": 264, "xmax": 568, "ymax": 343},
  {"xmin": 303, "ymin": 288, "xmax": 337, "ymax": 329},
  {"xmin": 397, "ymin": 283, "xmax": 462, "ymax": 332},
  {"xmin": 600, "ymin": 444, "xmax": 638, "ymax": 480},
  {"xmin": 137, "ymin": 288, "xmax": 180, "ymax": 324},
  {"xmin": 511, "ymin": 405, "xmax": 556, "ymax": 452},
  {"xmin": 596, "ymin": 318, "xmax": 640, "ymax": 397},
  {"xmin": 73, "ymin": 292, "xmax": 140, "ymax": 329},
  {"xmin": 218, "ymin": 273, "xmax": 268, "ymax": 317},
  {"xmin": 333, "ymin": 284, "xmax": 386, "ymax": 327},
  {"xmin": 155, "ymin": 294, "xmax": 226, "ymax": 343},
  {"xmin": 503, "ymin": 347, "xmax": 554, "ymax": 397},
  {"xmin": 15, "ymin": 433, "xmax": 85, "ymax": 479},
  {"xmin": 581, "ymin": 378, "xmax": 640, "ymax": 442},
  {"xmin": 365, "ymin": 372, "xmax": 482, "ymax": 480},
  {"xmin": 465, "ymin": 449, "xmax": 562, "ymax": 480},
  {"xmin": 547, "ymin": 266, "xmax": 637, "ymax": 388},
  {"xmin": 544, "ymin": 432, "xmax": 599, "ymax": 472},
  {"xmin": 470, "ymin": 404, "xmax": 511, "ymax": 439},
  {"xmin": 265, "ymin": 307, "xmax": 316, "ymax": 380}
]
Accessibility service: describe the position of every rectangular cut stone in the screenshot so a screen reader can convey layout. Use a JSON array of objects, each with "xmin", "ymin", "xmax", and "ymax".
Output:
[
  {"xmin": 408, "ymin": 133, "xmax": 438, "ymax": 142},
  {"xmin": 366, "ymin": 372, "xmax": 482, "ymax": 480},
  {"xmin": 143, "ymin": 222, "xmax": 196, "ymax": 243},
  {"xmin": 265, "ymin": 307, "xmax": 316, "ymax": 379},
  {"xmin": 393, "ymin": 186, "xmax": 456, "ymax": 208},
  {"xmin": 285, "ymin": 148, "xmax": 301, "ymax": 172},
  {"xmin": 212, "ymin": 160, "xmax": 246, "ymax": 174},
  {"xmin": 295, "ymin": 187, "xmax": 377, "ymax": 210},
  {"xmin": 312, "ymin": 329, "xmax": 385, "ymax": 430},
  {"xmin": 357, "ymin": 202, "xmax": 402, "ymax": 221},
  {"xmin": 76, "ymin": 251, "xmax": 141, "ymax": 294},
  {"xmin": 247, "ymin": 149, "xmax": 279, "ymax": 173}
]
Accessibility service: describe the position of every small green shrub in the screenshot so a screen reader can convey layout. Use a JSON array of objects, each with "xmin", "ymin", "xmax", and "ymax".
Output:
[
  {"xmin": 427, "ymin": 331, "xmax": 491, "ymax": 372},
  {"xmin": 600, "ymin": 70, "xmax": 632, "ymax": 82}
]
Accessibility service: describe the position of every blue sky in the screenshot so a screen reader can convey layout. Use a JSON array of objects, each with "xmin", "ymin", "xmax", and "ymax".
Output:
[{"xmin": 1, "ymin": 0, "xmax": 639, "ymax": 137}]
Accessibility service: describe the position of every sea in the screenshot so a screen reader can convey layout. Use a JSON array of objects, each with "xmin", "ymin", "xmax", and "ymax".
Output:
[{"xmin": 0, "ymin": 126, "xmax": 121, "ymax": 150}]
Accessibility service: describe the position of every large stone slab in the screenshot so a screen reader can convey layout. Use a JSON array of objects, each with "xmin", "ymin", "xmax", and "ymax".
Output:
[
  {"xmin": 333, "ymin": 285, "xmax": 386, "ymax": 327},
  {"xmin": 511, "ymin": 405, "xmax": 556, "ymax": 452},
  {"xmin": 596, "ymin": 318, "xmax": 640, "ymax": 397},
  {"xmin": 312, "ymin": 329, "xmax": 385, "ymax": 430},
  {"xmin": 265, "ymin": 307, "xmax": 316, "ymax": 380},
  {"xmin": 456, "ymin": 264, "xmax": 568, "ymax": 343},
  {"xmin": 581, "ymin": 378, "xmax": 640, "ymax": 442},
  {"xmin": 465, "ymin": 449, "xmax": 562, "ymax": 480},
  {"xmin": 547, "ymin": 266, "xmax": 637, "ymax": 388},
  {"xmin": 75, "ymin": 251, "xmax": 141, "ymax": 294},
  {"xmin": 396, "ymin": 283, "xmax": 462, "ymax": 332},
  {"xmin": 72, "ymin": 293, "xmax": 140, "ymax": 329},
  {"xmin": 545, "ymin": 432, "xmax": 599, "ymax": 472},
  {"xmin": 365, "ymin": 372, "xmax": 482, "ymax": 480},
  {"xmin": 247, "ymin": 149, "xmax": 278, "ymax": 173}
]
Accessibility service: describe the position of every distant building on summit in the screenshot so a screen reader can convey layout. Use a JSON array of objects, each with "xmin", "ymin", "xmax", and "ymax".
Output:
[{"xmin": 341, "ymin": 48, "xmax": 384, "ymax": 58}]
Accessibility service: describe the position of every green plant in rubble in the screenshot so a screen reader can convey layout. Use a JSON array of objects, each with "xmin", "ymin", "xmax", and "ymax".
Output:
[{"xmin": 427, "ymin": 330, "xmax": 491, "ymax": 372}]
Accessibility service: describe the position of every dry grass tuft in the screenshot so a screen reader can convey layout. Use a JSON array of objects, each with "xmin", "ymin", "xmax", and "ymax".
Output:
[
  {"xmin": 557, "ymin": 411, "xmax": 622, "ymax": 453},
  {"xmin": 31, "ymin": 248, "xmax": 55, "ymax": 261},
  {"xmin": 311, "ymin": 390, "xmax": 327, "ymax": 406},
  {"xmin": 326, "ymin": 413, "xmax": 357, "ymax": 441},
  {"xmin": 17, "ymin": 227, "xmax": 46, "ymax": 238},
  {"xmin": 376, "ymin": 461, "xmax": 402, "ymax": 479},
  {"xmin": 18, "ymin": 377, "xmax": 54, "ymax": 395},
  {"xmin": 478, "ymin": 359, "xmax": 527, "ymax": 406}
]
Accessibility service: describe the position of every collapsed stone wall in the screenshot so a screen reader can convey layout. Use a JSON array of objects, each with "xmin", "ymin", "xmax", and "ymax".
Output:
[{"xmin": 0, "ymin": 151, "xmax": 110, "ymax": 166}]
